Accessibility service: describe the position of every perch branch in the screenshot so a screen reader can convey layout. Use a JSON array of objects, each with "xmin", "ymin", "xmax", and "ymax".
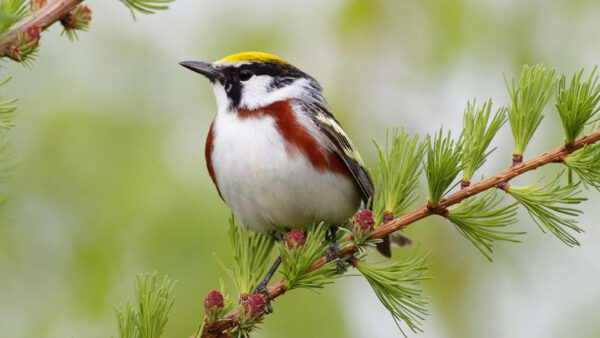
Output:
[
  {"xmin": 202, "ymin": 128, "xmax": 600, "ymax": 337},
  {"xmin": 0, "ymin": 0, "xmax": 83, "ymax": 51}
]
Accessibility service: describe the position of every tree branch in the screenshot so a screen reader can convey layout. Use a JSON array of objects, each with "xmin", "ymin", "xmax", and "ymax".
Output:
[
  {"xmin": 203, "ymin": 129, "xmax": 600, "ymax": 336},
  {"xmin": 0, "ymin": 0, "xmax": 83, "ymax": 51}
]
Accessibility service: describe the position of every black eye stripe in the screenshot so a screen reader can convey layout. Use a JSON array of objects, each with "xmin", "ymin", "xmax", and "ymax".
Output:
[
  {"xmin": 219, "ymin": 62, "xmax": 308, "ymax": 82},
  {"xmin": 217, "ymin": 62, "xmax": 317, "ymax": 109}
]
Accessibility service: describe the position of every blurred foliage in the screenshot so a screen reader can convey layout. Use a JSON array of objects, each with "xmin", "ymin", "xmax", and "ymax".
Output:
[
  {"xmin": 0, "ymin": 0, "xmax": 27, "ymax": 34},
  {"xmin": 1, "ymin": 0, "xmax": 600, "ymax": 338}
]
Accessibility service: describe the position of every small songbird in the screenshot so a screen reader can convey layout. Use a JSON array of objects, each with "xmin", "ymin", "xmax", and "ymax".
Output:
[{"xmin": 180, "ymin": 52, "xmax": 390, "ymax": 296}]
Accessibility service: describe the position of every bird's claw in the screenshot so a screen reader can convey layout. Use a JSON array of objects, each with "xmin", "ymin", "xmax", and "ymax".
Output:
[
  {"xmin": 326, "ymin": 243, "xmax": 347, "ymax": 274},
  {"xmin": 253, "ymin": 281, "xmax": 274, "ymax": 314}
]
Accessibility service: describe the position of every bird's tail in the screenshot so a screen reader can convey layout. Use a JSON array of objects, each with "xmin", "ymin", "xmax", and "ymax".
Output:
[{"xmin": 376, "ymin": 235, "xmax": 391, "ymax": 258}]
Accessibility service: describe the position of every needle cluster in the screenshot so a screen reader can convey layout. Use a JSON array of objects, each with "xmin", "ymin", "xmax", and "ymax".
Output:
[
  {"xmin": 447, "ymin": 190, "xmax": 522, "ymax": 261},
  {"xmin": 1, "ymin": 1, "xmax": 41, "ymax": 64},
  {"xmin": 59, "ymin": 5, "xmax": 92, "ymax": 41},
  {"xmin": 0, "ymin": 0, "xmax": 27, "ymax": 33},
  {"xmin": 279, "ymin": 222, "xmax": 340, "ymax": 289},
  {"xmin": 460, "ymin": 99, "xmax": 506, "ymax": 183},
  {"xmin": 226, "ymin": 217, "xmax": 274, "ymax": 294},
  {"xmin": 565, "ymin": 143, "xmax": 600, "ymax": 190},
  {"xmin": 507, "ymin": 175, "xmax": 586, "ymax": 246},
  {"xmin": 353, "ymin": 253, "xmax": 429, "ymax": 336},
  {"xmin": 115, "ymin": 272, "xmax": 176, "ymax": 338},
  {"xmin": 0, "ymin": 77, "xmax": 16, "ymax": 128},
  {"xmin": 372, "ymin": 128, "xmax": 426, "ymax": 224},
  {"xmin": 424, "ymin": 128, "xmax": 463, "ymax": 205},
  {"xmin": 119, "ymin": 0, "xmax": 174, "ymax": 19},
  {"xmin": 556, "ymin": 67, "xmax": 600, "ymax": 145},
  {"xmin": 504, "ymin": 64, "xmax": 555, "ymax": 156}
]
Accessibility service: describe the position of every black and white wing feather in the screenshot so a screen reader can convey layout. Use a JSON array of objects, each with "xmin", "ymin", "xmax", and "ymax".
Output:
[
  {"xmin": 293, "ymin": 97, "xmax": 391, "ymax": 258},
  {"xmin": 292, "ymin": 99, "xmax": 374, "ymax": 203}
]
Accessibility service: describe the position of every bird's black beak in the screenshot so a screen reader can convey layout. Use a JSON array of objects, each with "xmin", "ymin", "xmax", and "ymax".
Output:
[{"xmin": 179, "ymin": 61, "xmax": 223, "ymax": 82}]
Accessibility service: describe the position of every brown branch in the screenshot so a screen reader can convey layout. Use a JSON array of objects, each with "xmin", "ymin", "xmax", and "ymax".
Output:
[
  {"xmin": 0, "ymin": 0, "xmax": 83, "ymax": 51},
  {"xmin": 202, "ymin": 128, "xmax": 600, "ymax": 337}
]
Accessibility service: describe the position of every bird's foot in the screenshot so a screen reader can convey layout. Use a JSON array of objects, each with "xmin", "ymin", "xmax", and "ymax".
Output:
[
  {"xmin": 252, "ymin": 281, "xmax": 274, "ymax": 314},
  {"xmin": 326, "ymin": 242, "xmax": 347, "ymax": 274}
]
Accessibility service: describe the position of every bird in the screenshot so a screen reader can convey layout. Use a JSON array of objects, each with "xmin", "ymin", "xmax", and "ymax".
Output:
[{"xmin": 180, "ymin": 52, "xmax": 390, "ymax": 299}]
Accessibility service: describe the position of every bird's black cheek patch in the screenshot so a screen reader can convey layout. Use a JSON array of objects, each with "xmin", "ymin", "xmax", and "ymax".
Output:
[{"xmin": 226, "ymin": 80, "xmax": 243, "ymax": 109}]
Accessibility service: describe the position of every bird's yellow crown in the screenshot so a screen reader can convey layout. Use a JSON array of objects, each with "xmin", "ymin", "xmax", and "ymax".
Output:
[{"xmin": 218, "ymin": 51, "xmax": 288, "ymax": 65}]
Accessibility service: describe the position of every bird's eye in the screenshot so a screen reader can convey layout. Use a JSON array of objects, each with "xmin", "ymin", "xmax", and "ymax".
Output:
[{"xmin": 238, "ymin": 69, "xmax": 254, "ymax": 81}]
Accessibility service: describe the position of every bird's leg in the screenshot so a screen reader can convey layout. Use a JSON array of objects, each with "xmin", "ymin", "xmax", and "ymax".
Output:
[
  {"xmin": 252, "ymin": 255, "xmax": 281, "ymax": 314},
  {"xmin": 326, "ymin": 226, "xmax": 347, "ymax": 273}
]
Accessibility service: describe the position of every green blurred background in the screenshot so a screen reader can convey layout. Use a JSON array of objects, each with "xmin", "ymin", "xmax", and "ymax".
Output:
[{"xmin": 1, "ymin": 0, "xmax": 600, "ymax": 337}]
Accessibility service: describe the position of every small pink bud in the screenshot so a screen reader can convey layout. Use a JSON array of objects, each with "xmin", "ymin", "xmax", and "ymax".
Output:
[
  {"xmin": 353, "ymin": 209, "xmax": 375, "ymax": 232},
  {"xmin": 241, "ymin": 294, "xmax": 266, "ymax": 320},
  {"xmin": 284, "ymin": 229, "xmax": 305, "ymax": 249},
  {"xmin": 3, "ymin": 44, "xmax": 20, "ymax": 62},
  {"xmin": 80, "ymin": 5, "xmax": 92, "ymax": 14},
  {"xmin": 203, "ymin": 290, "xmax": 224, "ymax": 317},
  {"xmin": 24, "ymin": 25, "xmax": 41, "ymax": 45}
]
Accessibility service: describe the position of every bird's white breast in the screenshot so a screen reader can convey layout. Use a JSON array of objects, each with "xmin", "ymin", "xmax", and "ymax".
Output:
[{"xmin": 210, "ymin": 111, "xmax": 360, "ymax": 234}]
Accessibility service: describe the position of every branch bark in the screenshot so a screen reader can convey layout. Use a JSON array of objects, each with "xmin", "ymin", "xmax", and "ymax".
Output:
[
  {"xmin": 0, "ymin": 0, "xmax": 83, "ymax": 51},
  {"xmin": 202, "ymin": 128, "xmax": 600, "ymax": 337}
]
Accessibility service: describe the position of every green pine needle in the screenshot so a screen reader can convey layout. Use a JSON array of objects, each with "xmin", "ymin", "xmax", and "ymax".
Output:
[
  {"xmin": 372, "ymin": 128, "xmax": 426, "ymax": 224},
  {"xmin": 115, "ymin": 272, "xmax": 176, "ymax": 338},
  {"xmin": 0, "ymin": 77, "xmax": 17, "ymax": 129},
  {"xmin": 0, "ymin": 0, "xmax": 27, "ymax": 34},
  {"xmin": 354, "ymin": 254, "xmax": 430, "ymax": 336},
  {"xmin": 0, "ymin": 131, "xmax": 15, "ymax": 185},
  {"xmin": 556, "ymin": 66, "xmax": 600, "ymax": 144},
  {"xmin": 116, "ymin": 302, "xmax": 138, "ymax": 338},
  {"xmin": 507, "ymin": 175, "xmax": 586, "ymax": 246},
  {"xmin": 447, "ymin": 190, "xmax": 523, "ymax": 261},
  {"xmin": 227, "ymin": 217, "xmax": 275, "ymax": 294},
  {"xmin": 61, "ymin": 29, "xmax": 83, "ymax": 42},
  {"xmin": 460, "ymin": 99, "xmax": 507, "ymax": 181},
  {"xmin": 279, "ymin": 222, "xmax": 340, "ymax": 290},
  {"xmin": 424, "ymin": 128, "xmax": 463, "ymax": 205},
  {"xmin": 565, "ymin": 143, "xmax": 600, "ymax": 190},
  {"xmin": 119, "ymin": 0, "xmax": 174, "ymax": 20},
  {"xmin": 504, "ymin": 64, "xmax": 556, "ymax": 155},
  {"xmin": 0, "ymin": 78, "xmax": 16, "ymax": 217}
]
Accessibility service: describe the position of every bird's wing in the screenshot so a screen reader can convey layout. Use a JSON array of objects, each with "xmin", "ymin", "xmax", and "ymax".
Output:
[
  {"xmin": 293, "ymin": 99, "xmax": 391, "ymax": 257},
  {"xmin": 293, "ymin": 99, "xmax": 374, "ymax": 203}
]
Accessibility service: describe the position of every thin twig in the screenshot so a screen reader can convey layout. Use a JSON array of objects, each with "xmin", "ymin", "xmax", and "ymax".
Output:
[
  {"xmin": 202, "ymin": 128, "xmax": 600, "ymax": 337},
  {"xmin": 0, "ymin": 0, "xmax": 83, "ymax": 51}
]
